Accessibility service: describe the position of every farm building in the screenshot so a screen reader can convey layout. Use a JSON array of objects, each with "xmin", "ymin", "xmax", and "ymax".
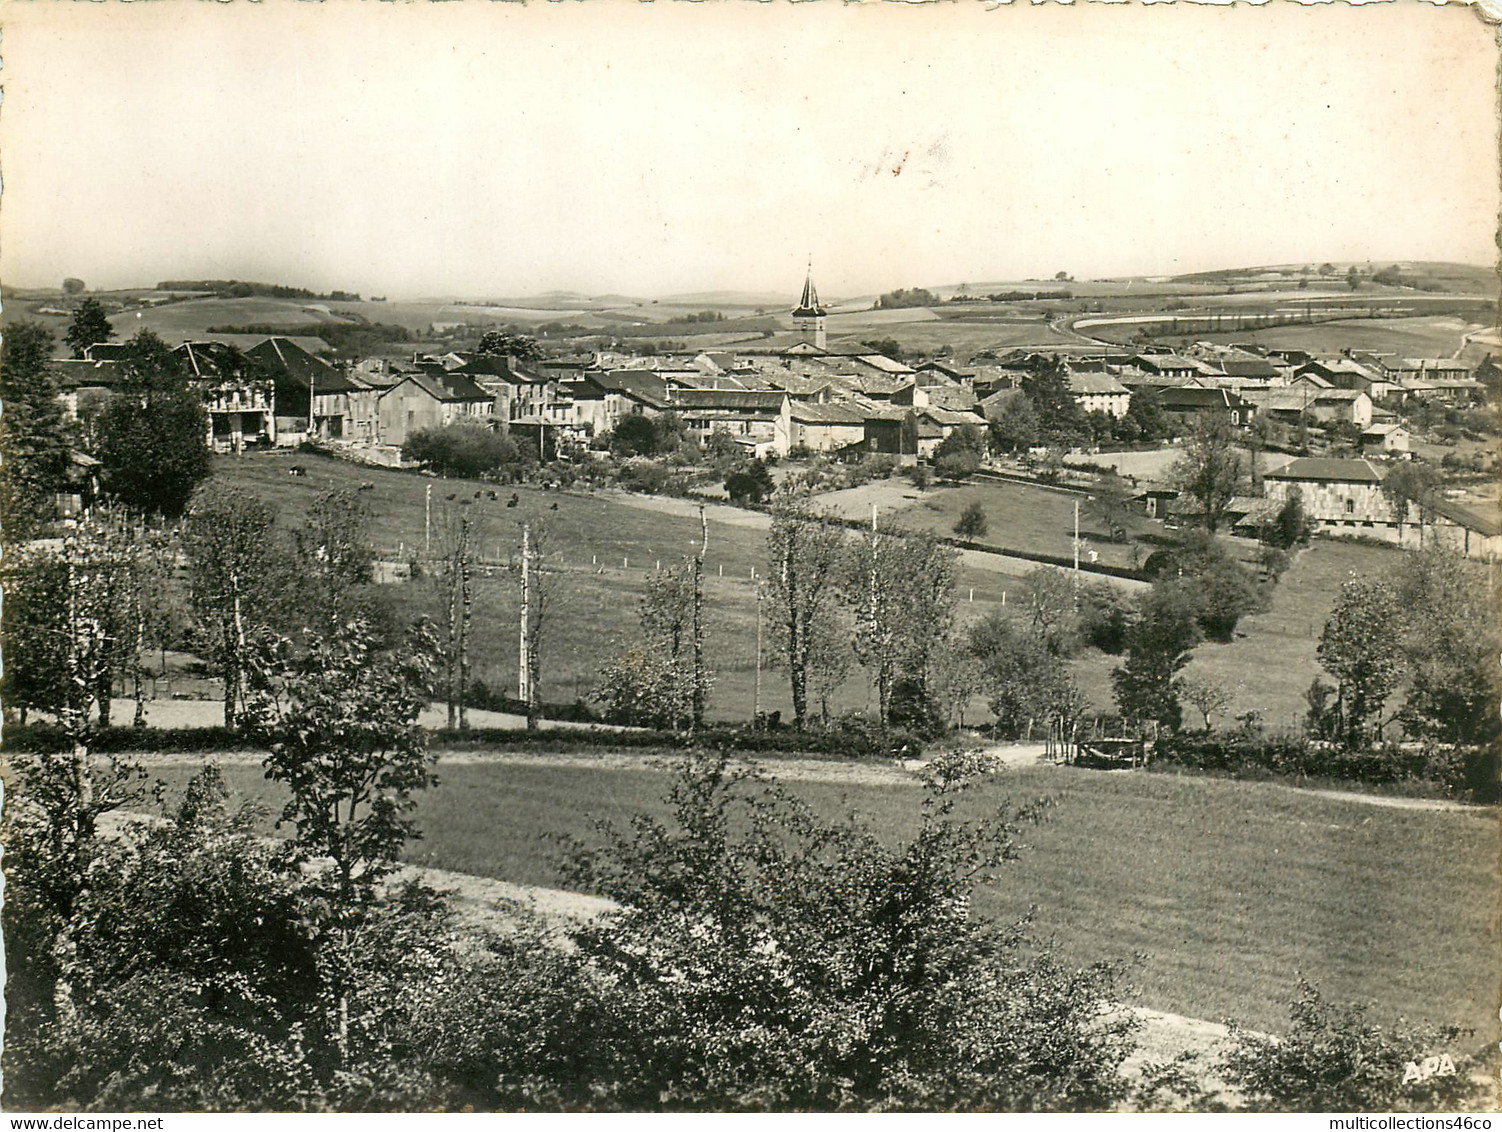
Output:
[
  {"xmin": 668, "ymin": 390, "xmax": 791, "ymax": 453},
  {"xmin": 1360, "ymin": 422, "xmax": 1410, "ymax": 455},
  {"xmin": 376, "ymin": 370, "xmax": 495, "ymax": 447},
  {"xmin": 782, "ymin": 400, "xmax": 867, "ymax": 454},
  {"xmin": 567, "ymin": 370, "xmax": 670, "ymax": 437},
  {"xmin": 176, "ymin": 340, "xmax": 278, "ymax": 452},
  {"xmin": 248, "ymin": 337, "xmax": 378, "ymax": 444},
  {"xmin": 1262, "ymin": 457, "xmax": 1388, "ymax": 531},
  {"xmin": 1153, "ymin": 385, "xmax": 1256, "ymax": 428},
  {"xmin": 1067, "ymin": 371, "xmax": 1130, "ymax": 418}
]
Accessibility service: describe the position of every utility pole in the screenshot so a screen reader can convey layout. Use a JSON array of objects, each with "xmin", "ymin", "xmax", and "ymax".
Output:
[
  {"xmin": 1073, "ymin": 496, "xmax": 1081, "ymax": 574},
  {"xmin": 753, "ymin": 580, "xmax": 764, "ymax": 727},
  {"xmin": 424, "ymin": 484, "xmax": 432, "ymax": 558},
  {"xmin": 691, "ymin": 506, "xmax": 708, "ymax": 732},
  {"xmin": 458, "ymin": 515, "xmax": 472, "ymax": 732},
  {"xmin": 518, "ymin": 522, "xmax": 531, "ymax": 708}
]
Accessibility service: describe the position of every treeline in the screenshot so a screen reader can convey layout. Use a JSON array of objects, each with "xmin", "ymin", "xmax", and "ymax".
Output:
[
  {"xmin": 207, "ymin": 320, "xmax": 413, "ymax": 352},
  {"xmin": 158, "ymin": 280, "xmax": 362, "ymax": 301},
  {"xmin": 876, "ymin": 287, "xmax": 939, "ymax": 309}
]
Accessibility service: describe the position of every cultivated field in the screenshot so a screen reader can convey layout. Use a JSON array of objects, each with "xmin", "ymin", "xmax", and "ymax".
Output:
[{"xmin": 141, "ymin": 755, "xmax": 1501, "ymax": 1040}]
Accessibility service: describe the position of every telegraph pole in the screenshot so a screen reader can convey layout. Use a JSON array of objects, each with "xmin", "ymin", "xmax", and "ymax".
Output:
[
  {"xmin": 518, "ymin": 522, "xmax": 531, "ymax": 707},
  {"xmin": 753, "ymin": 580, "xmax": 764, "ymax": 727},
  {"xmin": 424, "ymin": 484, "xmax": 432, "ymax": 557},
  {"xmin": 1073, "ymin": 497, "xmax": 1081, "ymax": 574},
  {"xmin": 691, "ymin": 505, "xmax": 708, "ymax": 732}
]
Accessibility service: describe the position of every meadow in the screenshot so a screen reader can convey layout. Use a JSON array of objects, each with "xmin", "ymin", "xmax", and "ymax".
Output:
[
  {"xmin": 142, "ymin": 754, "xmax": 1501, "ymax": 1039},
  {"xmin": 212, "ymin": 451, "xmax": 1390, "ymax": 728}
]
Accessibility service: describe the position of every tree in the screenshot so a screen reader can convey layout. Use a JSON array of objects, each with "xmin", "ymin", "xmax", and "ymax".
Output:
[
  {"xmin": 183, "ymin": 482, "xmax": 283, "ymax": 729},
  {"xmin": 842, "ymin": 527, "xmax": 958, "ymax": 726},
  {"xmin": 1379, "ymin": 461, "xmax": 1440, "ymax": 543},
  {"xmin": 593, "ymin": 646, "xmax": 695, "ymax": 729},
  {"xmin": 1021, "ymin": 565, "xmax": 1078, "ymax": 655},
  {"xmin": 1178, "ymin": 675, "xmax": 1231, "ymax": 731},
  {"xmin": 522, "ymin": 752, "xmax": 1135, "ymax": 1111},
  {"xmin": 933, "ymin": 426, "xmax": 984, "ymax": 482},
  {"xmin": 94, "ymin": 330, "xmax": 212, "ymax": 518},
  {"xmin": 62, "ymin": 277, "xmax": 86, "ymax": 295},
  {"xmin": 1111, "ymin": 583, "xmax": 1202, "ymax": 733},
  {"xmin": 637, "ymin": 519, "xmax": 711, "ymax": 732},
  {"xmin": 862, "ymin": 338, "xmax": 904, "ymax": 362},
  {"xmin": 1, "ymin": 321, "xmax": 74, "ymax": 542},
  {"xmin": 1391, "ymin": 547, "xmax": 1501, "ymax": 747},
  {"xmin": 64, "ymin": 297, "xmax": 114, "ymax": 359},
  {"xmin": 404, "ymin": 423, "xmax": 522, "ymax": 479},
  {"xmin": 243, "ymin": 615, "xmax": 440, "ymax": 1067},
  {"xmin": 1020, "ymin": 357, "xmax": 1083, "ymax": 439},
  {"xmin": 1316, "ymin": 579, "xmax": 1405, "ymax": 745},
  {"xmin": 1085, "ymin": 478, "xmax": 1134, "ymax": 544},
  {"xmin": 1262, "ymin": 491, "xmax": 1311, "ymax": 550},
  {"xmin": 0, "ymin": 548, "xmax": 70, "ymax": 724},
  {"xmin": 1124, "ymin": 387, "xmax": 1168, "ymax": 443},
  {"xmin": 766, "ymin": 498, "xmax": 846, "ymax": 729},
  {"xmin": 475, "ymin": 329, "xmax": 541, "ymax": 361},
  {"xmin": 1170, "ymin": 417, "xmax": 1245, "ymax": 533},
  {"xmin": 954, "ymin": 501, "xmax": 988, "ymax": 539},
  {"xmin": 725, "ymin": 459, "xmax": 774, "ymax": 505},
  {"xmin": 296, "ymin": 488, "xmax": 376, "ymax": 631},
  {"xmin": 1345, "ymin": 266, "xmax": 1361, "ymax": 291},
  {"xmin": 970, "ymin": 613, "xmax": 1079, "ymax": 741},
  {"xmin": 609, "ymin": 414, "xmax": 660, "ymax": 458},
  {"xmin": 987, "ymin": 395, "xmax": 1039, "ymax": 454}
]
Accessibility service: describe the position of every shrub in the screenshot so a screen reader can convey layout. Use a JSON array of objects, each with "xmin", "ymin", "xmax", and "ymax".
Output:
[
  {"xmin": 1220, "ymin": 981, "xmax": 1481, "ymax": 1112},
  {"xmin": 954, "ymin": 501, "xmax": 988, "ymax": 539},
  {"xmin": 403, "ymin": 423, "xmax": 521, "ymax": 479}
]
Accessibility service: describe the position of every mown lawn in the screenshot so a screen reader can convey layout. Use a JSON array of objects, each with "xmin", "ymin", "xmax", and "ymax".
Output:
[{"xmin": 145, "ymin": 756, "xmax": 1499, "ymax": 1039}]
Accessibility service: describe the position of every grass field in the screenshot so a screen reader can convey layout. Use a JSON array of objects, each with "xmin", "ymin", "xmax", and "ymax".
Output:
[
  {"xmin": 212, "ymin": 452, "xmax": 1396, "ymax": 729},
  {"xmin": 142, "ymin": 756, "xmax": 1500, "ymax": 1039}
]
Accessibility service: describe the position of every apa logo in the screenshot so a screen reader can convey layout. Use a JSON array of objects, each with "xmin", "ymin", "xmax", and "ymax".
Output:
[{"xmin": 1401, "ymin": 1054, "xmax": 1456, "ymax": 1084}]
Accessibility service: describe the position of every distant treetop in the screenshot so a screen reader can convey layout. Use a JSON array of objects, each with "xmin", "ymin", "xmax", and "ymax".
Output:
[{"xmin": 155, "ymin": 280, "xmax": 362, "ymax": 302}]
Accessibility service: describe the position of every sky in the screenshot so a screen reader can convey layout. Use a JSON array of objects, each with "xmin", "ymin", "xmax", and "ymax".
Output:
[{"xmin": 1, "ymin": 1, "xmax": 1496, "ymax": 302}]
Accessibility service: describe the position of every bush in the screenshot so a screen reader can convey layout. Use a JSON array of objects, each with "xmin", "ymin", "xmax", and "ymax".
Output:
[
  {"xmin": 1078, "ymin": 581, "xmax": 1134, "ymax": 654},
  {"xmin": 1151, "ymin": 732, "xmax": 1498, "ymax": 802},
  {"xmin": 954, "ymin": 501, "xmax": 988, "ymax": 539},
  {"xmin": 1220, "ymin": 981, "xmax": 1481, "ymax": 1112},
  {"xmin": 403, "ymin": 423, "xmax": 522, "ymax": 479},
  {"xmin": 448, "ymin": 752, "xmax": 1136, "ymax": 1111}
]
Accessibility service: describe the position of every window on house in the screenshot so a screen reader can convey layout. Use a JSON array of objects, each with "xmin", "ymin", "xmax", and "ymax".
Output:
[{"xmin": 1345, "ymin": 499, "xmax": 1355, "ymax": 514}]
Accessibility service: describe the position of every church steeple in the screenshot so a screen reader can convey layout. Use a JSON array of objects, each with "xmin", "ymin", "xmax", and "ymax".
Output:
[{"xmin": 792, "ymin": 262, "xmax": 827, "ymax": 349}]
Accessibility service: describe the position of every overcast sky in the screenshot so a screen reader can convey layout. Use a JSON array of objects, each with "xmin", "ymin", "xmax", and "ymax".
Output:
[{"xmin": 1, "ymin": 1, "xmax": 1495, "ymax": 301}]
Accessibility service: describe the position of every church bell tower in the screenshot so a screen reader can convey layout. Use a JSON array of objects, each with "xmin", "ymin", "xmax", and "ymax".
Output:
[{"xmin": 792, "ymin": 266, "xmax": 827, "ymax": 350}]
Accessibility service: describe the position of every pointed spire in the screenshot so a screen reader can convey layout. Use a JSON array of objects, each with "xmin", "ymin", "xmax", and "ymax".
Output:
[{"xmin": 793, "ymin": 262, "xmax": 826, "ymax": 317}]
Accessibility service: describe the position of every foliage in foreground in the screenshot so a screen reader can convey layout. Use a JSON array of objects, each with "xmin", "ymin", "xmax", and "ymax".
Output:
[{"xmin": 425, "ymin": 750, "xmax": 1138, "ymax": 1112}]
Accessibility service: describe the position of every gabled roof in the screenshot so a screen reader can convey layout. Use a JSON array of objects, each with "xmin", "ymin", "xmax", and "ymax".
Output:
[
  {"xmin": 1155, "ymin": 386, "xmax": 1249, "ymax": 410},
  {"xmin": 1361, "ymin": 422, "xmax": 1407, "ymax": 437},
  {"xmin": 788, "ymin": 401, "xmax": 865, "ymax": 425},
  {"xmin": 924, "ymin": 385, "xmax": 979, "ymax": 412},
  {"xmin": 1431, "ymin": 498, "xmax": 1502, "ymax": 537},
  {"xmin": 670, "ymin": 390, "xmax": 786, "ymax": 413},
  {"xmin": 455, "ymin": 354, "xmax": 545, "ymax": 382},
  {"xmin": 247, "ymin": 337, "xmax": 361, "ymax": 393},
  {"xmin": 1264, "ymin": 457, "xmax": 1383, "ymax": 484},
  {"xmin": 920, "ymin": 406, "xmax": 987, "ymax": 427},
  {"xmin": 580, "ymin": 370, "xmax": 671, "ymax": 408},
  {"xmin": 1068, "ymin": 372, "xmax": 1129, "ymax": 396},
  {"xmin": 47, "ymin": 359, "xmax": 123, "ymax": 389},
  {"xmin": 384, "ymin": 371, "xmax": 493, "ymax": 404}
]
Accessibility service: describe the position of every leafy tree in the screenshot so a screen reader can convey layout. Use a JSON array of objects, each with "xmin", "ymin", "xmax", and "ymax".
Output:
[
  {"xmin": 62, "ymin": 277, "xmax": 86, "ymax": 295},
  {"xmin": 970, "ymin": 613, "xmax": 1080, "ymax": 741},
  {"xmin": 1085, "ymin": 477, "xmax": 1134, "ymax": 544},
  {"xmin": 725, "ymin": 459, "xmax": 774, "ymax": 505},
  {"xmin": 475, "ymin": 329, "xmax": 541, "ymax": 361},
  {"xmin": 64, "ymin": 297, "xmax": 114, "ymax": 359},
  {"xmin": 94, "ymin": 330, "xmax": 212, "ymax": 518},
  {"xmin": 1124, "ymin": 386, "xmax": 1169, "ymax": 443},
  {"xmin": 1111, "ymin": 582, "xmax": 1202, "ymax": 733},
  {"xmin": 638, "ymin": 552, "xmax": 710, "ymax": 731},
  {"xmin": 593, "ymin": 646, "xmax": 694, "ymax": 729},
  {"xmin": 954, "ymin": 501, "xmax": 988, "ymax": 539},
  {"xmin": 1, "ymin": 320, "xmax": 73, "ymax": 541},
  {"xmin": 515, "ymin": 752, "xmax": 1136, "ymax": 1111},
  {"xmin": 933, "ymin": 426, "xmax": 984, "ymax": 481},
  {"xmin": 987, "ymin": 395, "xmax": 1040, "ymax": 454},
  {"xmin": 244, "ymin": 615, "xmax": 440, "ymax": 1066},
  {"xmin": 1262, "ymin": 490, "xmax": 1311, "ymax": 550},
  {"xmin": 0, "ymin": 548, "xmax": 70, "ymax": 724},
  {"xmin": 766, "ymin": 498, "xmax": 847, "ymax": 729},
  {"xmin": 1391, "ymin": 547, "xmax": 1501, "ymax": 747},
  {"xmin": 1317, "ymin": 579, "xmax": 1405, "ymax": 745},
  {"xmin": 1345, "ymin": 265, "xmax": 1361, "ymax": 291},
  {"xmin": 609, "ymin": 414, "xmax": 660, "ymax": 458},
  {"xmin": 841, "ymin": 528, "xmax": 959, "ymax": 727},
  {"xmin": 1021, "ymin": 565, "xmax": 1079, "ymax": 655},
  {"xmin": 1170, "ymin": 417, "xmax": 1245, "ymax": 533},
  {"xmin": 1379, "ymin": 461, "xmax": 1440, "ymax": 542},
  {"xmin": 404, "ymin": 422, "xmax": 521, "ymax": 479},
  {"xmin": 296, "ymin": 488, "xmax": 376, "ymax": 630},
  {"xmin": 183, "ymin": 481, "xmax": 285, "ymax": 729},
  {"xmin": 862, "ymin": 337, "xmax": 905, "ymax": 361}
]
